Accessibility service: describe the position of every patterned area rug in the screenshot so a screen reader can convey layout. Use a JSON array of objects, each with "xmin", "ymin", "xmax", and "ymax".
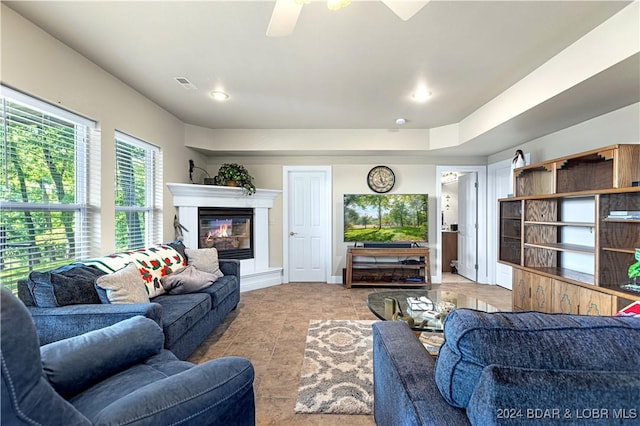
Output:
[{"xmin": 294, "ymin": 320, "xmax": 375, "ymax": 415}]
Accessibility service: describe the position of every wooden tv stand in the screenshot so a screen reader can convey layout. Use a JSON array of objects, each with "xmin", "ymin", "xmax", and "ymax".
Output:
[{"xmin": 345, "ymin": 247, "xmax": 431, "ymax": 289}]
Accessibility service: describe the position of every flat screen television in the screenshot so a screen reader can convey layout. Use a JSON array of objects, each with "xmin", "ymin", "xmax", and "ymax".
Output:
[{"xmin": 343, "ymin": 193, "xmax": 428, "ymax": 243}]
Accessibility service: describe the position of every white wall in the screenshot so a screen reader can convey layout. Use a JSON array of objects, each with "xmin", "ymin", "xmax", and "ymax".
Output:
[
  {"xmin": 1, "ymin": 5, "xmax": 206, "ymax": 255},
  {"xmin": 201, "ymin": 156, "xmax": 444, "ymax": 278},
  {"xmin": 488, "ymin": 103, "xmax": 640, "ymax": 164}
]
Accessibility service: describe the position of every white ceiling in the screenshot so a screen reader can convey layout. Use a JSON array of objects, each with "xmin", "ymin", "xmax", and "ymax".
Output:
[{"xmin": 5, "ymin": 1, "xmax": 639, "ymax": 157}]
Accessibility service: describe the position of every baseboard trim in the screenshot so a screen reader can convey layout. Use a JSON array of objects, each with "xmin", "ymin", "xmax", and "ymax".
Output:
[{"xmin": 240, "ymin": 267, "xmax": 283, "ymax": 293}]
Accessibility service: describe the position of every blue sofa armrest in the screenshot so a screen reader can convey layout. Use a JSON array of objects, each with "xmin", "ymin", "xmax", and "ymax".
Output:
[
  {"xmin": 91, "ymin": 356, "xmax": 256, "ymax": 425},
  {"xmin": 468, "ymin": 365, "xmax": 640, "ymax": 426},
  {"xmin": 219, "ymin": 259, "xmax": 240, "ymax": 279},
  {"xmin": 372, "ymin": 321, "xmax": 470, "ymax": 426},
  {"xmin": 28, "ymin": 303, "xmax": 163, "ymax": 345},
  {"xmin": 41, "ymin": 316, "xmax": 164, "ymax": 399},
  {"xmin": 435, "ymin": 309, "xmax": 640, "ymax": 409}
]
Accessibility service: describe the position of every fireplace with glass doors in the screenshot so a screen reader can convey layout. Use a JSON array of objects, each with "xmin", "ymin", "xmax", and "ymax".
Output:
[{"xmin": 198, "ymin": 207, "xmax": 253, "ymax": 260}]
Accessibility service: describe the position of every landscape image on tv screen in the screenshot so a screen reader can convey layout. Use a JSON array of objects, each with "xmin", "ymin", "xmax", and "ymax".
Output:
[{"xmin": 343, "ymin": 194, "xmax": 428, "ymax": 242}]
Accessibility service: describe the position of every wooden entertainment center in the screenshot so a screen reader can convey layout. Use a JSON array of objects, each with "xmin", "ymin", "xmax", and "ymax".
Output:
[
  {"xmin": 345, "ymin": 247, "xmax": 432, "ymax": 289},
  {"xmin": 498, "ymin": 144, "xmax": 640, "ymax": 315}
]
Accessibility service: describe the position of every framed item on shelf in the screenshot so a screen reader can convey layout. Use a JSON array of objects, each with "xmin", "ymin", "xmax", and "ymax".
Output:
[{"xmin": 367, "ymin": 165, "xmax": 395, "ymax": 193}]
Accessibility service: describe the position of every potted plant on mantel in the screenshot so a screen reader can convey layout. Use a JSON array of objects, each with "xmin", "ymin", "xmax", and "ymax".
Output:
[{"xmin": 213, "ymin": 163, "xmax": 256, "ymax": 195}]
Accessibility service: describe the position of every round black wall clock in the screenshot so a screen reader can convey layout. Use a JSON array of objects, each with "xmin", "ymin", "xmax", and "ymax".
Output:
[{"xmin": 367, "ymin": 165, "xmax": 395, "ymax": 193}]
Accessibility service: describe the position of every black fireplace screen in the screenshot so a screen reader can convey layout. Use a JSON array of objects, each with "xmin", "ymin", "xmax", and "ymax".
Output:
[{"xmin": 198, "ymin": 208, "xmax": 253, "ymax": 259}]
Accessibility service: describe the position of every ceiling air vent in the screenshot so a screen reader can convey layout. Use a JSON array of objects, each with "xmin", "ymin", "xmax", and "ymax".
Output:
[{"xmin": 174, "ymin": 77, "xmax": 197, "ymax": 90}]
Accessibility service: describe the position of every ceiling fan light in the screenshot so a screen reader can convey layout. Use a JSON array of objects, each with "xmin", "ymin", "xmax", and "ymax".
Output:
[{"xmin": 327, "ymin": 0, "xmax": 351, "ymax": 11}]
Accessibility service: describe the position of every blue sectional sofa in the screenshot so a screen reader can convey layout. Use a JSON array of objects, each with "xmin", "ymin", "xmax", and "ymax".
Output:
[
  {"xmin": 373, "ymin": 309, "xmax": 640, "ymax": 426},
  {"xmin": 16, "ymin": 242, "xmax": 240, "ymax": 360}
]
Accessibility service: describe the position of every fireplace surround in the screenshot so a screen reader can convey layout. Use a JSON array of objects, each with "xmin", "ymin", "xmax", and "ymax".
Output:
[{"xmin": 167, "ymin": 183, "xmax": 282, "ymax": 292}]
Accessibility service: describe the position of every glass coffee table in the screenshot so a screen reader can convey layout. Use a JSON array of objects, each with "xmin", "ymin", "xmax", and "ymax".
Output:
[{"xmin": 367, "ymin": 289, "xmax": 501, "ymax": 354}]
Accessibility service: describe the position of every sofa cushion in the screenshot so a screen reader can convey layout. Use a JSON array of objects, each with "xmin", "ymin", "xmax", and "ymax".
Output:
[
  {"xmin": 199, "ymin": 275, "xmax": 238, "ymax": 307},
  {"xmin": 152, "ymin": 292, "xmax": 212, "ymax": 349},
  {"xmin": 26, "ymin": 264, "xmax": 105, "ymax": 307},
  {"xmin": 70, "ymin": 353, "xmax": 255, "ymax": 426},
  {"xmin": 160, "ymin": 265, "xmax": 218, "ymax": 294},
  {"xmin": 467, "ymin": 365, "xmax": 640, "ymax": 426},
  {"xmin": 85, "ymin": 244, "xmax": 187, "ymax": 298},
  {"xmin": 94, "ymin": 263, "xmax": 150, "ymax": 304},
  {"xmin": 41, "ymin": 316, "xmax": 164, "ymax": 399},
  {"xmin": 434, "ymin": 309, "xmax": 640, "ymax": 408},
  {"xmin": 69, "ymin": 350, "xmax": 192, "ymax": 419},
  {"xmin": 185, "ymin": 247, "xmax": 224, "ymax": 279}
]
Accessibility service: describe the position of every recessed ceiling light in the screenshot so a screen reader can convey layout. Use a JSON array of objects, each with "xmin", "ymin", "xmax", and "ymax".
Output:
[
  {"xmin": 395, "ymin": 118, "xmax": 406, "ymax": 125},
  {"xmin": 411, "ymin": 89, "xmax": 432, "ymax": 102},
  {"xmin": 209, "ymin": 91, "xmax": 229, "ymax": 101}
]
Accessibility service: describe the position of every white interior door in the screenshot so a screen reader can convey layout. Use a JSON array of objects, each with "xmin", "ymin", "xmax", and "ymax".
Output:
[
  {"xmin": 493, "ymin": 162, "xmax": 513, "ymax": 289},
  {"xmin": 287, "ymin": 169, "xmax": 328, "ymax": 282},
  {"xmin": 458, "ymin": 172, "xmax": 478, "ymax": 281}
]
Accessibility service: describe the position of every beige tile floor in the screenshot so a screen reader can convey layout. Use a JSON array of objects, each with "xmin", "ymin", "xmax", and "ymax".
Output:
[{"xmin": 188, "ymin": 275, "xmax": 512, "ymax": 425}]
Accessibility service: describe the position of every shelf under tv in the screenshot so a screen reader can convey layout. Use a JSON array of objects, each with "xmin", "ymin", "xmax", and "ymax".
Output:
[{"xmin": 345, "ymin": 247, "xmax": 432, "ymax": 289}]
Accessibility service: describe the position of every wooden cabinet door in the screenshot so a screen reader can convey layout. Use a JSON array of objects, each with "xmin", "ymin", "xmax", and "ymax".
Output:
[
  {"xmin": 530, "ymin": 274, "xmax": 553, "ymax": 312},
  {"xmin": 552, "ymin": 280, "xmax": 580, "ymax": 314},
  {"xmin": 512, "ymin": 269, "xmax": 530, "ymax": 311},
  {"xmin": 579, "ymin": 289, "xmax": 614, "ymax": 316}
]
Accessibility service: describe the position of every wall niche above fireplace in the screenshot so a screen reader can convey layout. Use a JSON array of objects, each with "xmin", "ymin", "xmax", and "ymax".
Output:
[{"xmin": 198, "ymin": 207, "xmax": 253, "ymax": 260}]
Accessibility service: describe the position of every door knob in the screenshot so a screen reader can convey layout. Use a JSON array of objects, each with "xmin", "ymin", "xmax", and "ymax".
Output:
[{"xmin": 289, "ymin": 231, "xmax": 297, "ymax": 236}]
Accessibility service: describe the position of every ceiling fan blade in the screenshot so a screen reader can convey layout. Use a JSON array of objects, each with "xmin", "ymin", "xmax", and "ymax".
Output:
[
  {"xmin": 380, "ymin": 0, "xmax": 430, "ymax": 21},
  {"xmin": 267, "ymin": 0, "xmax": 303, "ymax": 37}
]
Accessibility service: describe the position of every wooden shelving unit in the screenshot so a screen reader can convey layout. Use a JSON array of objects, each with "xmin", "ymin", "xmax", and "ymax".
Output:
[
  {"xmin": 499, "ymin": 144, "xmax": 640, "ymax": 315},
  {"xmin": 345, "ymin": 247, "xmax": 432, "ymax": 289}
]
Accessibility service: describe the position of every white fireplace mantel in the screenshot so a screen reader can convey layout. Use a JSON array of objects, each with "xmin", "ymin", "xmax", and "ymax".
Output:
[
  {"xmin": 167, "ymin": 183, "xmax": 281, "ymax": 208},
  {"xmin": 167, "ymin": 183, "xmax": 282, "ymax": 292}
]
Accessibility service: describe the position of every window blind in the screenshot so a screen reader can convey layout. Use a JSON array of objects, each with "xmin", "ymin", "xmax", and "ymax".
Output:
[
  {"xmin": 114, "ymin": 131, "xmax": 162, "ymax": 251},
  {"xmin": 0, "ymin": 86, "xmax": 97, "ymax": 293}
]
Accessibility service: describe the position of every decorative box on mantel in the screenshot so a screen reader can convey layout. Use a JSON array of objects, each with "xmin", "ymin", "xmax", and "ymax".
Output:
[{"xmin": 167, "ymin": 183, "xmax": 282, "ymax": 292}]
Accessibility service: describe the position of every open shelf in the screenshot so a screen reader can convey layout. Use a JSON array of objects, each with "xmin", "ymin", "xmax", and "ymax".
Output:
[
  {"xmin": 514, "ymin": 145, "xmax": 640, "ymax": 198},
  {"xmin": 352, "ymin": 262, "xmax": 425, "ymax": 268},
  {"xmin": 524, "ymin": 221, "xmax": 595, "ymax": 227},
  {"xmin": 515, "ymin": 164, "xmax": 554, "ymax": 196},
  {"xmin": 523, "ymin": 242, "xmax": 594, "ymax": 254},
  {"xmin": 602, "ymin": 247, "xmax": 636, "ymax": 254}
]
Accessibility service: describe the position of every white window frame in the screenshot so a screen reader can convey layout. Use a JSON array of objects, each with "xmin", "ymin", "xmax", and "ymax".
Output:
[
  {"xmin": 114, "ymin": 131, "xmax": 161, "ymax": 251},
  {"xmin": 0, "ymin": 85, "xmax": 96, "ymax": 291}
]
